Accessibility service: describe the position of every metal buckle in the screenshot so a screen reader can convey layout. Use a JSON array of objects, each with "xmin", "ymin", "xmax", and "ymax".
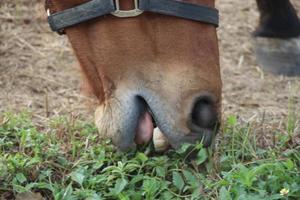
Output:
[
  {"xmin": 47, "ymin": 9, "xmax": 51, "ymax": 17},
  {"xmin": 46, "ymin": 9, "xmax": 65, "ymax": 34},
  {"xmin": 111, "ymin": 0, "xmax": 143, "ymax": 18}
]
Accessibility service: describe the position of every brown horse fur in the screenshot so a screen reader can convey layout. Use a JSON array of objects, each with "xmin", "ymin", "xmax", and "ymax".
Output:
[{"xmin": 47, "ymin": 0, "xmax": 222, "ymax": 150}]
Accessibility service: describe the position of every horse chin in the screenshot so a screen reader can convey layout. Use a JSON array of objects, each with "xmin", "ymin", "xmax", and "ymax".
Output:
[
  {"xmin": 95, "ymin": 103, "xmax": 170, "ymax": 152},
  {"xmin": 94, "ymin": 101, "xmax": 140, "ymax": 151}
]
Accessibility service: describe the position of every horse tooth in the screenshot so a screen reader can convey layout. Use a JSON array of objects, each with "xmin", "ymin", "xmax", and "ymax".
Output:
[
  {"xmin": 94, "ymin": 104, "xmax": 108, "ymax": 138},
  {"xmin": 153, "ymin": 128, "xmax": 169, "ymax": 152}
]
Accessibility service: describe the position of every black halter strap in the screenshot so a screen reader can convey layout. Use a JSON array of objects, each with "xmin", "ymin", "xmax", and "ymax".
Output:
[{"xmin": 47, "ymin": 0, "xmax": 219, "ymax": 34}]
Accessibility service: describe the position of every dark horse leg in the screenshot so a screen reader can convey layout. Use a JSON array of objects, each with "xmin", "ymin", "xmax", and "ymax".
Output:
[
  {"xmin": 253, "ymin": 0, "xmax": 300, "ymax": 75},
  {"xmin": 254, "ymin": 0, "xmax": 300, "ymax": 38}
]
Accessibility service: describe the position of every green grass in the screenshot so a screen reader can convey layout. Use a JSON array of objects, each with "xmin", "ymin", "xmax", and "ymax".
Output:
[{"xmin": 0, "ymin": 112, "xmax": 299, "ymax": 200}]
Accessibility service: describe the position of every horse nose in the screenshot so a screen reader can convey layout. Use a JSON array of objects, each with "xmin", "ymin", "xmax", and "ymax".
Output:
[{"xmin": 190, "ymin": 95, "xmax": 218, "ymax": 130}]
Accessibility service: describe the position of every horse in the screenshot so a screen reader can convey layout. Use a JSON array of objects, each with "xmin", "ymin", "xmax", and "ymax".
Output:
[{"xmin": 45, "ymin": 0, "xmax": 300, "ymax": 151}]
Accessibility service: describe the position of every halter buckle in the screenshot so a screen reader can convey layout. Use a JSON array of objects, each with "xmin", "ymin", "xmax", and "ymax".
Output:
[
  {"xmin": 47, "ymin": 9, "xmax": 51, "ymax": 17},
  {"xmin": 111, "ymin": 0, "xmax": 143, "ymax": 18}
]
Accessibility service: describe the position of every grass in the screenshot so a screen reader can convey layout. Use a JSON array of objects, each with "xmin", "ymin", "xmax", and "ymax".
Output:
[{"xmin": 0, "ymin": 112, "xmax": 299, "ymax": 200}]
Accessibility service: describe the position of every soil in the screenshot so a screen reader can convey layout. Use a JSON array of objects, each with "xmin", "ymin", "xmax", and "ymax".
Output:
[{"xmin": 1, "ymin": 0, "xmax": 300, "ymax": 124}]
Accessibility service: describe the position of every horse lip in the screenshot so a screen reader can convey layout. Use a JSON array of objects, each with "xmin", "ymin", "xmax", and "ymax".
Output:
[
  {"xmin": 116, "ymin": 113, "xmax": 216, "ymax": 151},
  {"xmin": 147, "ymin": 107, "xmax": 157, "ymax": 128},
  {"xmin": 114, "ymin": 94, "xmax": 218, "ymax": 151},
  {"xmin": 145, "ymin": 107, "xmax": 217, "ymax": 149}
]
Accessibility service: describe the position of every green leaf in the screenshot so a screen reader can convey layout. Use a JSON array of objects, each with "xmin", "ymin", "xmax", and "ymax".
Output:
[
  {"xmin": 284, "ymin": 159, "xmax": 294, "ymax": 170},
  {"xmin": 155, "ymin": 166, "xmax": 166, "ymax": 178},
  {"xmin": 26, "ymin": 156, "xmax": 41, "ymax": 167},
  {"xmin": 191, "ymin": 188, "xmax": 201, "ymax": 200},
  {"xmin": 86, "ymin": 193, "xmax": 102, "ymax": 200},
  {"xmin": 143, "ymin": 178, "xmax": 161, "ymax": 198},
  {"xmin": 111, "ymin": 178, "xmax": 127, "ymax": 195},
  {"xmin": 219, "ymin": 187, "xmax": 231, "ymax": 200},
  {"xmin": 136, "ymin": 152, "xmax": 148, "ymax": 163},
  {"xmin": 118, "ymin": 192, "xmax": 130, "ymax": 200},
  {"xmin": 172, "ymin": 171, "xmax": 185, "ymax": 192},
  {"xmin": 177, "ymin": 143, "xmax": 192, "ymax": 154},
  {"xmin": 15, "ymin": 173, "xmax": 27, "ymax": 184},
  {"xmin": 59, "ymin": 183, "xmax": 75, "ymax": 200},
  {"xmin": 57, "ymin": 155, "xmax": 69, "ymax": 167},
  {"xmin": 12, "ymin": 184, "xmax": 27, "ymax": 193},
  {"xmin": 130, "ymin": 174, "xmax": 144, "ymax": 185},
  {"xmin": 227, "ymin": 116, "xmax": 237, "ymax": 126},
  {"xmin": 183, "ymin": 170, "xmax": 198, "ymax": 188},
  {"xmin": 196, "ymin": 149, "xmax": 208, "ymax": 165},
  {"xmin": 161, "ymin": 191, "xmax": 174, "ymax": 200},
  {"xmin": 70, "ymin": 169, "xmax": 85, "ymax": 186},
  {"xmin": 62, "ymin": 184, "xmax": 75, "ymax": 200}
]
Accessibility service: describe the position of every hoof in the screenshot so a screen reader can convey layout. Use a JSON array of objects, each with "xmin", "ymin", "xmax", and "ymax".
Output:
[{"xmin": 253, "ymin": 36, "xmax": 300, "ymax": 76}]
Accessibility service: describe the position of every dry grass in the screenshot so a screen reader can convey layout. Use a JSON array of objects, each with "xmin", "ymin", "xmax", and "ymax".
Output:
[{"xmin": 0, "ymin": 0, "xmax": 95, "ymax": 124}]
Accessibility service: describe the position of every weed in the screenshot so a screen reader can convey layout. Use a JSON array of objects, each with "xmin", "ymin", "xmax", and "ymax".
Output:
[{"xmin": 0, "ymin": 112, "xmax": 299, "ymax": 199}]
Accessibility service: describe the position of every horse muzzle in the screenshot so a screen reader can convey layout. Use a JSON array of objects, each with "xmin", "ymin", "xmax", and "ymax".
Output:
[{"xmin": 95, "ymin": 88, "xmax": 220, "ymax": 151}]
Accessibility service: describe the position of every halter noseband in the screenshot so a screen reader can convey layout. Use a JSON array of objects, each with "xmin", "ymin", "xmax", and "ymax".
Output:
[{"xmin": 46, "ymin": 0, "xmax": 219, "ymax": 34}]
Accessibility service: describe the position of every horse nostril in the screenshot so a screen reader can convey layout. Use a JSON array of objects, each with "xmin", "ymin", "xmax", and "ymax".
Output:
[{"xmin": 191, "ymin": 96, "xmax": 218, "ymax": 129}]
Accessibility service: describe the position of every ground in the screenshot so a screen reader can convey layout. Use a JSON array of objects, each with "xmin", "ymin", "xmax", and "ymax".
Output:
[{"xmin": 0, "ymin": 0, "xmax": 300, "ymax": 123}]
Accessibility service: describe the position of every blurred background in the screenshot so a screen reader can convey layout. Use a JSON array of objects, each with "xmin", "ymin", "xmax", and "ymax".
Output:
[{"xmin": 0, "ymin": 0, "xmax": 299, "ymax": 125}]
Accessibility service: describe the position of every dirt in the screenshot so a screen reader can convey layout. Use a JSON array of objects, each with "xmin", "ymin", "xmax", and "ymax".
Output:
[{"xmin": 0, "ymin": 0, "xmax": 300, "ymax": 125}]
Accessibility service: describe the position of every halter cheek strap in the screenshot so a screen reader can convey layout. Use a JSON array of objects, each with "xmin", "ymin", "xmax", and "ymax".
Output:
[
  {"xmin": 46, "ymin": 0, "xmax": 219, "ymax": 34},
  {"xmin": 139, "ymin": 0, "xmax": 219, "ymax": 25}
]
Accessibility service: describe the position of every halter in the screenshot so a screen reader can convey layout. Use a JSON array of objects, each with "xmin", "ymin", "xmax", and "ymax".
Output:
[{"xmin": 46, "ymin": 0, "xmax": 219, "ymax": 34}]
